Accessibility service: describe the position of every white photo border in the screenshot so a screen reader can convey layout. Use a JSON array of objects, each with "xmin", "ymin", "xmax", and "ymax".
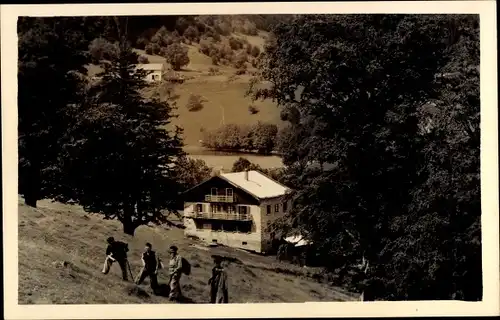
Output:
[{"xmin": 2, "ymin": 1, "xmax": 498, "ymax": 319}]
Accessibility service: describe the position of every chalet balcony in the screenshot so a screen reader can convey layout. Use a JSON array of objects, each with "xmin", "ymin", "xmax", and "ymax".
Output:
[
  {"xmin": 185, "ymin": 211, "xmax": 251, "ymax": 221},
  {"xmin": 204, "ymin": 195, "xmax": 234, "ymax": 203}
]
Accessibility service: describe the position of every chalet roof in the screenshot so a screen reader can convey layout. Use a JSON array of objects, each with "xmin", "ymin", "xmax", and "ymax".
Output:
[
  {"xmin": 136, "ymin": 63, "xmax": 164, "ymax": 71},
  {"xmin": 219, "ymin": 170, "xmax": 290, "ymax": 200},
  {"xmin": 284, "ymin": 235, "xmax": 312, "ymax": 247}
]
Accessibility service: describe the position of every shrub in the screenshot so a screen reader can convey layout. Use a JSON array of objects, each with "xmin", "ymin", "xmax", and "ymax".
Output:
[
  {"xmin": 250, "ymin": 58, "xmax": 259, "ymax": 68},
  {"xmin": 138, "ymin": 55, "xmax": 150, "ymax": 64},
  {"xmin": 219, "ymin": 43, "xmax": 234, "ymax": 61},
  {"xmin": 211, "ymin": 55, "xmax": 220, "ymax": 66},
  {"xmin": 162, "ymin": 43, "xmax": 190, "ymax": 71},
  {"xmin": 250, "ymin": 45, "xmax": 261, "ymax": 58},
  {"xmin": 199, "ymin": 39, "xmax": 211, "ymax": 55},
  {"xmin": 233, "ymin": 52, "xmax": 248, "ymax": 69},
  {"xmin": 248, "ymin": 105, "xmax": 259, "ymax": 115},
  {"xmin": 235, "ymin": 67, "xmax": 246, "ymax": 75},
  {"xmin": 208, "ymin": 67, "xmax": 220, "ymax": 76},
  {"xmin": 228, "ymin": 37, "xmax": 243, "ymax": 50},
  {"xmin": 186, "ymin": 94, "xmax": 206, "ymax": 112}
]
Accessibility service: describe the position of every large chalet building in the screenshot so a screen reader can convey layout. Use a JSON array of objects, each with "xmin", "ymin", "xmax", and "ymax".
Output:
[{"xmin": 182, "ymin": 170, "xmax": 291, "ymax": 253}]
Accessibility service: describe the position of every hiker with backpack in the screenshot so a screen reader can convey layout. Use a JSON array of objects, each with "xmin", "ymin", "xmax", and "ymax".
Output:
[
  {"xmin": 208, "ymin": 255, "xmax": 228, "ymax": 303},
  {"xmin": 102, "ymin": 237, "xmax": 131, "ymax": 281},
  {"xmin": 167, "ymin": 245, "xmax": 190, "ymax": 301},
  {"xmin": 135, "ymin": 242, "xmax": 162, "ymax": 292}
]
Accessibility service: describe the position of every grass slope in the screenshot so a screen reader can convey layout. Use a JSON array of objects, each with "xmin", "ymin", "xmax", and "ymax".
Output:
[
  {"xmin": 18, "ymin": 198, "xmax": 356, "ymax": 304},
  {"xmin": 86, "ymin": 33, "xmax": 284, "ymax": 148}
]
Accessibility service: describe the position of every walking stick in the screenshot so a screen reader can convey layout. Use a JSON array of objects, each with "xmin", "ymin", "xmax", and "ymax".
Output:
[{"xmin": 126, "ymin": 260, "xmax": 134, "ymax": 281}]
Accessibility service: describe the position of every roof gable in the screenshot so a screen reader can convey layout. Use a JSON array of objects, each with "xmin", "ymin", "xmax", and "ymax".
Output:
[
  {"xmin": 182, "ymin": 170, "xmax": 290, "ymax": 201},
  {"xmin": 136, "ymin": 63, "xmax": 164, "ymax": 71}
]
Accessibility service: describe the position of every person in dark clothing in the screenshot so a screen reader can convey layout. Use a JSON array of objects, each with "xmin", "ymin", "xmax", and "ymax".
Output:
[
  {"xmin": 135, "ymin": 242, "xmax": 162, "ymax": 292},
  {"xmin": 208, "ymin": 256, "xmax": 228, "ymax": 303},
  {"xmin": 102, "ymin": 237, "xmax": 130, "ymax": 281}
]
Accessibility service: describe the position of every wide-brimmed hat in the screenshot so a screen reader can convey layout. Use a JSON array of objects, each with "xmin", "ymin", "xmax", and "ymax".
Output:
[
  {"xmin": 107, "ymin": 237, "xmax": 115, "ymax": 243},
  {"xmin": 169, "ymin": 245, "xmax": 178, "ymax": 253}
]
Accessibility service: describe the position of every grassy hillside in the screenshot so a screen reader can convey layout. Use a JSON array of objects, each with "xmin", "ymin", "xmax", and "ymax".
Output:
[
  {"xmin": 18, "ymin": 198, "xmax": 357, "ymax": 304},
  {"xmin": 87, "ymin": 31, "xmax": 284, "ymax": 148}
]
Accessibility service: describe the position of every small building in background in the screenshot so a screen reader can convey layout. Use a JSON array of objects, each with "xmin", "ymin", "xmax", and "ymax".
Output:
[
  {"xmin": 136, "ymin": 63, "xmax": 164, "ymax": 82},
  {"xmin": 182, "ymin": 170, "xmax": 292, "ymax": 253}
]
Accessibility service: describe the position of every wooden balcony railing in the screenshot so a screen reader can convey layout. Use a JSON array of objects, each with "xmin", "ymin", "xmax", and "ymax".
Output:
[
  {"xmin": 204, "ymin": 195, "xmax": 234, "ymax": 203},
  {"xmin": 185, "ymin": 211, "xmax": 251, "ymax": 221}
]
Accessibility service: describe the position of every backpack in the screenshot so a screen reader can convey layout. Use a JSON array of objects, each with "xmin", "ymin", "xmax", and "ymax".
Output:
[{"xmin": 181, "ymin": 257, "xmax": 191, "ymax": 276}]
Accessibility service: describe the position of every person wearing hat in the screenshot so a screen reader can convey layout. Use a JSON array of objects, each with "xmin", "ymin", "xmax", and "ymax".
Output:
[
  {"xmin": 208, "ymin": 255, "xmax": 228, "ymax": 303},
  {"xmin": 135, "ymin": 242, "xmax": 161, "ymax": 292},
  {"xmin": 102, "ymin": 236, "xmax": 130, "ymax": 281},
  {"xmin": 168, "ymin": 245, "xmax": 183, "ymax": 301}
]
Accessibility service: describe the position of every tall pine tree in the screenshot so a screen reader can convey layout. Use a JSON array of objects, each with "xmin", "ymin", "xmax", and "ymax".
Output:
[{"xmin": 60, "ymin": 17, "xmax": 185, "ymax": 235}]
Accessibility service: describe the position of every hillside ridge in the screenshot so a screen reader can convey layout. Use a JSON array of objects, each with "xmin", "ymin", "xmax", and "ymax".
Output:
[{"xmin": 18, "ymin": 197, "xmax": 357, "ymax": 304}]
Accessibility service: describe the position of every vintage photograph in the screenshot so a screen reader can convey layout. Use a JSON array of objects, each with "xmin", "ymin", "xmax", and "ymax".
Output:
[{"xmin": 4, "ymin": 2, "xmax": 496, "ymax": 315}]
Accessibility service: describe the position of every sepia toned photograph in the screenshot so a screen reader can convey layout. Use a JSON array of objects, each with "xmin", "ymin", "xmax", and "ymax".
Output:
[{"xmin": 2, "ymin": 1, "xmax": 499, "ymax": 319}]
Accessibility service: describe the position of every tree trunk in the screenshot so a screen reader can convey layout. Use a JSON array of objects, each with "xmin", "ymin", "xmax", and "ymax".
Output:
[
  {"xmin": 359, "ymin": 255, "xmax": 375, "ymax": 301},
  {"xmin": 123, "ymin": 221, "xmax": 137, "ymax": 236},
  {"xmin": 122, "ymin": 205, "xmax": 137, "ymax": 236},
  {"xmin": 23, "ymin": 160, "xmax": 41, "ymax": 208}
]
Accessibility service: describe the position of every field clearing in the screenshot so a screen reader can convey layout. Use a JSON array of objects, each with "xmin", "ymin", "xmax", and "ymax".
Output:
[
  {"xmin": 86, "ymin": 40, "xmax": 283, "ymax": 148},
  {"xmin": 18, "ymin": 197, "xmax": 357, "ymax": 304}
]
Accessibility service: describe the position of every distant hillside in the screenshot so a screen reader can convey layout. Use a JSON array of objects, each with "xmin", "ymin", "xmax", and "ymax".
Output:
[{"xmin": 86, "ymin": 15, "xmax": 290, "ymax": 148}]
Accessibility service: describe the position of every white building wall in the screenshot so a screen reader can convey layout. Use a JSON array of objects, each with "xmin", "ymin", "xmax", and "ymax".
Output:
[
  {"xmin": 183, "ymin": 202, "xmax": 264, "ymax": 252},
  {"xmin": 259, "ymin": 197, "xmax": 291, "ymax": 253},
  {"xmin": 144, "ymin": 70, "xmax": 163, "ymax": 82}
]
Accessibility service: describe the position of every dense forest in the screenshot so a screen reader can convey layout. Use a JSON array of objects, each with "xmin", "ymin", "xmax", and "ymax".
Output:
[{"xmin": 18, "ymin": 14, "xmax": 481, "ymax": 302}]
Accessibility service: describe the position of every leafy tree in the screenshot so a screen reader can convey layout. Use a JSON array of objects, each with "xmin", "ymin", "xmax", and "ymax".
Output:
[
  {"xmin": 145, "ymin": 42, "xmax": 161, "ymax": 55},
  {"xmin": 183, "ymin": 25, "xmax": 199, "ymax": 41},
  {"xmin": 88, "ymin": 37, "xmax": 118, "ymax": 63},
  {"xmin": 231, "ymin": 157, "xmax": 262, "ymax": 172},
  {"xmin": 186, "ymin": 94, "xmax": 206, "ymax": 112},
  {"xmin": 251, "ymin": 121, "xmax": 278, "ymax": 154},
  {"xmin": 18, "ymin": 17, "xmax": 90, "ymax": 207},
  {"xmin": 163, "ymin": 42, "xmax": 190, "ymax": 71},
  {"xmin": 250, "ymin": 14, "xmax": 480, "ymax": 300},
  {"xmin": 60, "ymin": 17, "xmax": 185, "ymax": 236},
  {"xmin": 138, "ymin": 55, "xmax": 150, "ymax": 64},
  {"xmin": 174, "ymin": 156, "xmax": 212, "ymax": 190},
  {"xmin": 233, "ymin": 51, "xmax": 248, "ymax": 69}
]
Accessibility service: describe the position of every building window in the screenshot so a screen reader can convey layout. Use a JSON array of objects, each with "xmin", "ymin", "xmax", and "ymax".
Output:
[
  {"xmin": 242, "ymin": 242, "xmax": 247, "ymax": 245},
  {"xmin": 239, "ymin": 206, "xmax": 248, "ymax": 215},
  {"xmin": 267, "ymin": 205, "xmax": 271, "ymax": 215},
  {"xmin": 196, "ymin": 204, "xmax": 203, "ymax": 213},
  {"xmin": 228, "ymin": 205, "xmax": 236, "ymax": 214},
  {"xmin": 226, "ymin": 188, "xmax": 233, "ymax": 197},
  {"xmin": 216, "ymin": 205, "xmax": 222, "ymax": 212},
  {"xmin": 274, "ymin": 204, "xmax": 279, "ymax": 213},
  {"xmin": 211, "ymin": 205, "xmax": 216, "ymax": 213},
  {"xmin": 203, "ymin": 223, "xmax": 211, "ymax": 230},
  {"xmin": 211, "ymin": 188, "xmax": 218, "ymax": 195},
  {"xmin": 283, "ymin": 201, "xmax": 288, "ymax": 213}
]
